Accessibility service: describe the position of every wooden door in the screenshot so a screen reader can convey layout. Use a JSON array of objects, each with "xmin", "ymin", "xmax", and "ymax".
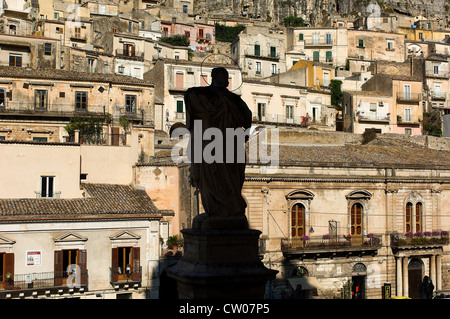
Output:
[
  {"xmin": 351, "ymin": 203, "xmax": 363, "ymax": 245},
  {"xmin": 291, "ymin": 203, "xmax": 305, "ymax": 247}
]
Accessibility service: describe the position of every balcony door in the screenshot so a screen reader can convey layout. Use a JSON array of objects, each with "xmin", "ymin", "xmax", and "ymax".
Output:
[
  {"xmin": 54, "ymin": 249, "xmax": 87, "ymax": 287},
  {"xmin": 291, "ymin": 203, "xmax": 305, "ymax": 242},
  {"xmin": 351, "ymin": 203, "xmax": 363, "ymax": 244},
  {"xmin": 111, "ymin": 247, "xmax": 140, "ymax": 282},
  {"xmin": 403, "ymin": 84, "xmax": 411, "ymax": 99}
]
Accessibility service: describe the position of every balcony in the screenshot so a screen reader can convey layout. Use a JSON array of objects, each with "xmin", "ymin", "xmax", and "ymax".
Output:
[
  {"xmin": 430, "ymin": 91, "xmax": 446, "ymax": 101},
  {"xmin": 0, "ymin": 102, "xmax": 107, "ymax": 119},
  {"xmin": 426, "ymin": 71, "xmax": 449, "ymax": 78},
  {"xmin": 396, "ymin": 115, "xmax": 421, "ymax": 125},
  {"xmin": 244, "ymin": 50, "xmax": 280, "ymax": 61},
  {"xmin": 110, "ymin": 266, "xmax": 141, "ymax": 289},
  {"xmin": 70, "ymin": 33, "xmax": 87, "ymax": 42},
  {"xmin": 252, "ymin": 113, "xmax": 331, "ymax": 127},
  {"xmin": 281, "ymin": 234, "xmax": 382, "ymax": 259},
  {"xmin": 396, "ymin": 92, "xmax": 421, "ymax": 103},
  {"xmin": 0, "ymin": 270, "xmax": 88, "ymax": 299},
  {"xmin": 358, "ymin": 113, "xmax": 390, "ymax": 123},
  {"xmin": 390, "ymin": 231, "xmax": 449, "ymax": 250},
  {"xmin": 304, "ymin": 39, "xmax": 334, "ymax": 47},
  {"xmin": 115, "ymin": 49, "xmax": 144, "ymax": 61}
]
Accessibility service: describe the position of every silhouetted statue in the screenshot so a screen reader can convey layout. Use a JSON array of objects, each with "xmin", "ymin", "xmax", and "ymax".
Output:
[{"xmin": 184, "ymin": 67, "xmax": 252, "ymax": 230}]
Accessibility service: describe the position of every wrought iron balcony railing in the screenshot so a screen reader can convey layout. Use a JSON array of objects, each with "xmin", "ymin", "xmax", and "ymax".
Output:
[
  {"xmin": 110, "ymin": 266, "xmax": 142, "ymax": 286},
  {"xmin": 115, "ymin": 49, "xmax": 144, "ymax": 59},
  {"xmin": 396, "ymin": 92, "xmax": 421, "ymax": 102},
  {"xmin": 390, "ymin": 232, "xmax": 449, "ymax": 247},
  {"xmin": 0, "ymin": 270, "xmax": 88, "ymax": 297},
  {"xmin": 281, "ymin": 234, "xmax": 382, "ymax": 253}
]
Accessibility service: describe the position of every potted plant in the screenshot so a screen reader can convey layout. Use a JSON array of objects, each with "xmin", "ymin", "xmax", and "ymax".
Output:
[{"xmin": 167, "ymin": 234, "xmax": 183, "ymax": 250}]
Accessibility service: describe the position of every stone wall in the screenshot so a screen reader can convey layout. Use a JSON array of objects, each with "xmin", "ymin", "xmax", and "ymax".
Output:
[{"xmin": 193, "ymin": 0, "xmax": 450, "ymax": 26}]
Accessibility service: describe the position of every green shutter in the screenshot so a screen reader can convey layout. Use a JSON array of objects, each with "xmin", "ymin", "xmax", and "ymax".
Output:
[
  {"xmin": 299, "ymin": 33, "xmax": 303, "ymax": 41},
  {"xmin": 313, "ymin": 51, "xmax": 319, "ymax": 62},
  {"xmin": 176, "ymin": 100, "xmax": 184, "ymax": 113},
  {"xmin": 270, "ymin": 46, "xmax": 276, "ymax": 57},
  {"xmin": 254, "ymin": 44, "xmax": 260, "ymax": 56}
]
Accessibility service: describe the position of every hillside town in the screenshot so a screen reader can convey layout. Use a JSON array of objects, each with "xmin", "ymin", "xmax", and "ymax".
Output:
[{"xmin": 0, "ymin": 0, "xmax": 450, "ymax": 301}]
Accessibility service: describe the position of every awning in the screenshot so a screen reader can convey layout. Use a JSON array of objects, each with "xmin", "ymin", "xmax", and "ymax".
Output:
[{"xmin": 288, "ymin": 276, "xmax": 320, "ymax": 291}]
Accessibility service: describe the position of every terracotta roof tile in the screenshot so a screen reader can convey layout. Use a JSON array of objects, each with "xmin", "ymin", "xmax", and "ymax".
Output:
[
  {"xmin": 0, "ymin": 183, "xmax": 161, "ymax": 220},
  {"xmin": 0, "ymin": 66, "xmax": 153, "ymax": 87}
]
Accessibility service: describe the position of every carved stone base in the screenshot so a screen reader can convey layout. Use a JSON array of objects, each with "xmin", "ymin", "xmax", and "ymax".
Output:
[{"xmin": 167, "ymin": 228, "xmax": 278, "ymax": 299}]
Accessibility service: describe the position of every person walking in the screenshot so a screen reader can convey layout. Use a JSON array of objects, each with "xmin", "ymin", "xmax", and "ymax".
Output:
[{"xmin": 419, "ymin": 276, "xmax": 434, "ymax": 299}]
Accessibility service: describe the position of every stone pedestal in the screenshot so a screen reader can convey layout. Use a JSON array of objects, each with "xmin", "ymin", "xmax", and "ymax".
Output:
[{"xmin": 167, "ymin": 228, "xmax": 278, "ymax": 299}]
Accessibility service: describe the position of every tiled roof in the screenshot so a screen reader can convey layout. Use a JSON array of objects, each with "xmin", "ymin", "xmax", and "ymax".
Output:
[
  {"xmin": 0, "ymin": 66, "xmax": 153, "ymax": 87},
  {"xmin": 0, "ymin": 183, "xmax": 162, "ymax": 221},
  {"xmin": 148, "ymin": 136, "xmax": 450, "ymax": 169},
  {"xmin": 272, "ymin": 138, "xmax": 450, "ymax": 169}
]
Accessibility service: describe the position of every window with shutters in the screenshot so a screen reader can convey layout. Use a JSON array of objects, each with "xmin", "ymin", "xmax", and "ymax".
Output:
[
  {"xmin": 405, "ymin": 201, "xmax": 423, "ymax": 233},
  {"xmin": 54, "ymin": 249, "xmax": 87, "ymax": 287},
  {"xmin": 313, "ymin": 51, "xmax": 319, "ymax": 62},
  {"xmin": 75, "ymin": 91, "xmax": 88, "ymax": 111},
  {"xmin": 125, "ymin": 95, "xmax": 137, "ymax": 114},
  {"xmin": 406, "ymin": 202, "xmax": 412, "ymax": 232},
  {"xmin": 111, "ymin": 247, "xmax": 141, "ymax": 283},
  {"xmin": 416, "ymin": 202, "xmax": 423, "ymax": 232},
  {"xmin": 254, "ymin": 44, "xmax": 260, "ymax": 56},
  {"xmin": 35, "ymin": 89, "xmax": 48, "ymax": 111},
  {"xmin": 9, "ymin": 54, "xmax": 22, "ymax": 67}
]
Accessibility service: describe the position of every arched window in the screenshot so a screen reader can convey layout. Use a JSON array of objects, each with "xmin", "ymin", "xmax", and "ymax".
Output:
[
  {"xmin": 416, "ymin": 202, "xmax": 423, "ymax": 232},
  {"xmin": 406, "ymin": 202, "xmax": 413, "ymax": 233},
  {"xmin": 351, "ymin": 203, "xmax": 363, "ymax": 236},
  {"xmin": 291, "ymin": 203, "xmax": 305, "ymax": 238}
]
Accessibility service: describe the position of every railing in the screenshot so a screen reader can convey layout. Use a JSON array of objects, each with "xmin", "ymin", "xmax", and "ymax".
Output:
[
  {"xmin": 110, "ymin": 266, "xmax": 141, "ymax": 285},
  {"xmin": 425, "ymin": 71, "xmax": 449, "ymax": 78},
  {"xmin": 396, "ymin": 92, "xmax": 421, "ymax": 102},
  {"xmin": 304, "ymin": 39, "xmax": 335, "ymax": 46},
  {"xmin": 390, "ymin": 231, "xmax": 449, "ymax": 247},
  {"xmin": 281, "ymin": 234, "xmax": 382, "ymax": 252},
  {"xmin": 35, "ymin": 191, "xmax": 61, "ymax": 199},
  {"xmin": 0, "ymin": 270, "xmax": 88, "ymax": 292},
  {"xmin": 244, "ymin": 50, "xmax": 280, "ymax": 60},
  {"xmin": 396, "ymin": 115, "xmax": 421, "ymax": 124},
  {"xmin": 70, "ymin": 34, "xmax": 87, "ymax": 41},
  {"xmin": 253, "ymin": 113, "xmax": 330, "ymax": 126},
  {"xmin": 0, "ymin": 102, "xmax": 107, "ymax": 116},
  {"xmin": 430, "ymin": 91, "xmax": 447, "ymax": 100},
  {"xmin": 115, "ymin": 49, "xmax": 144, "ymax": 59},
  {"xmin": 358, "ymin": 114, "xmax": 390, "ymax": 122}
]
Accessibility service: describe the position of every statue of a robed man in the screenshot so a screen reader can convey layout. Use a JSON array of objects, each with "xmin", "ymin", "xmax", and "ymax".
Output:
[{"xmin": 184, "ymin": 67, "xmax": 252, "ymax": 229}]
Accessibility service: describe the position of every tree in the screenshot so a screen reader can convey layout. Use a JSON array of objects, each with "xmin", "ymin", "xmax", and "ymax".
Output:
[
  {"xmin": 159, "ymin": 35, "xmax": 190, "ymax": 47},
  {"xmin": 65, "ymin": 115, "xmax": 105, "ymax": 144},
  {"xmin": 214, "ymin": 23, "xmax": 245, "ymax": 43},
  {"xmin": 423, "ymin": 111, "xmax": 442, "ymax": 137},
  {"xmin": 330, "ymin": 79, "xmax": 343, "ymax": 110},
  {"xmin": 283, "ymin": 16, "xmax": 306, "ymax": 27}
]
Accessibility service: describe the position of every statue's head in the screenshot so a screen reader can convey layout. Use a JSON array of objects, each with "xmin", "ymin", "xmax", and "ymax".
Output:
[{"xmin": 211, "ymin": 67, "xmax": 229, "ymax": 88}]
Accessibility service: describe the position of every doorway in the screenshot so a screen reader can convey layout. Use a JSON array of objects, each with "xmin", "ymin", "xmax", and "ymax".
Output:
[
  {"xmin": 408, "ymin": 258, "xmax": 424, "ymax": 299},
  {"xmin": 352, "ymin": 275, "xmax": 366, "ymax": 299}
]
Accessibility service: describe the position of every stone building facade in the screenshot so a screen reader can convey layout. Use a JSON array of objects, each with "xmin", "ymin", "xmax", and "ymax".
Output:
[{"xmin": 243, "ymin": 130, "xmax": 450, "ymax": 299}]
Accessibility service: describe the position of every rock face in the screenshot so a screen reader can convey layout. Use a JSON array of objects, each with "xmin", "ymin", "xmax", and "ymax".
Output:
[{"xmin": 194, "ymin": 0, "xmax": 450, "ymax": 26}]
